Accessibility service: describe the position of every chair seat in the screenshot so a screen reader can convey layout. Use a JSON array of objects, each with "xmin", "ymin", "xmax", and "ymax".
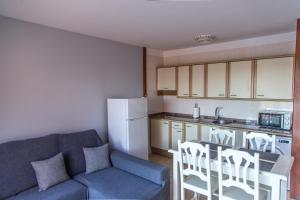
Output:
[
  {"xmin": 184, "ymin": 175, "xmax": 219, "ymax": 194},
  {"xmin": 221, "ymin": 186, "xmax": 268, "ymax": 200}
]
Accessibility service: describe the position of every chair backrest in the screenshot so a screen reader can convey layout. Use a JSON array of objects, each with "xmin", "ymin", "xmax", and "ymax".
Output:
[
  {"xmin": 217, "ymin": 147, "xmax": 260, "ymax": 200},
  {"xmin": 209, "ymin": 128, "xmax": 235, "ymax": 146},
  {"xmin": 243, "ymin": 132, "xmax": 276, "ymax": 153},
  {"xmin": 178, "ymin": 140, "xmax": 211, "ymax": 192}
]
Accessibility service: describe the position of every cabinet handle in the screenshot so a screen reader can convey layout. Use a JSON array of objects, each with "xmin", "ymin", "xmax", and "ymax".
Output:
[
  {"xmin": 186, "ymin": 125, "xmax": 192, "ymax": 128},
  {"xmin": 192, "ymin": 94, "xmax": 199, "ymax": 95},
  {"xmin": 218, "ymin": 94, "xmax": 225, "ymax": 96},
  {"xmin": 164, "ymin": 88, "xmax": 168, "ymax": 90},
  {"xmin": 257, "ymin": 94, "xmax": 264, "ymax": 97},
  {"xmin": 163, "ymin": 122, "xmax": 169, "ymax": 125},
  {"xmin": 230, "ymin": 94, "xmax": 237, "ymax": 97},
  {"xmin": 183, "ymin": 94, "xmax": 189, "ymax": 96}
]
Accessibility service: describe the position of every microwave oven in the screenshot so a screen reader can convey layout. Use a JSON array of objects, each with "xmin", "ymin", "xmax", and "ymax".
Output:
[{"xmin": 258, "ymin": 110, "xmax": 292, "ymax": 130}]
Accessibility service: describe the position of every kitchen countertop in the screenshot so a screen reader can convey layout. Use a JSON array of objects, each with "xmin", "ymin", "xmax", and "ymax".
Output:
[{"xmin": 149, "ymin": 112, "xmax": 292, "ymax": 137}]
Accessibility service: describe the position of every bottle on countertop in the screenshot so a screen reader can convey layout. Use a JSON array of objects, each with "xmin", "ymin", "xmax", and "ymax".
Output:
[{"xmin": 193, "ymin": 103, "xmax": 200, "ymax": 119}]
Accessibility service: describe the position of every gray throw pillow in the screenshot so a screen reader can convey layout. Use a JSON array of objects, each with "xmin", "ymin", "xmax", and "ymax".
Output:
[
  {"xmin": 83, "ymin": 144, "xmax": 111, "ymax": 174},
  {"xmin": 31, "ymin": 152, "xmax": 70, "ymax": 191}
]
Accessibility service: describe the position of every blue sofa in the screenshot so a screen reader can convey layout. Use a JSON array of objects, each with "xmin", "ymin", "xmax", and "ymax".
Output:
[{"xmin": 0, "ymin": 130, "xmax": 170, "ymax": 200}]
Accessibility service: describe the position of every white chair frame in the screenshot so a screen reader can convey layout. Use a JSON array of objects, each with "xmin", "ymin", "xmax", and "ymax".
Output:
[
  {"xmin": 218, "ymin": 147, "xmax": 260, "ymax": 200},
  {"xmin": 178, "ymin": 140, "xmax": 214, "ymax": 200},
  {"xmin": 243, "ymin": 132, "xmax": 276, "ymax": 153},
  {"xmin": 209, "ymin": 128, "xmax": 236, "ymax": 146}
]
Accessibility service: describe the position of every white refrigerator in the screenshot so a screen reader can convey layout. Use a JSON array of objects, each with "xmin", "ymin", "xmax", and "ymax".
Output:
[{"xmin": 107, "ymin": 97, "xmax": 149, "ymax": 160}]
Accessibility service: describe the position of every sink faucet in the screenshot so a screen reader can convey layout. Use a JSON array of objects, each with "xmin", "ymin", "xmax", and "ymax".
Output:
[{"xmin": 215, "ymin": 107, "xmax": 224, "ymax": 120}]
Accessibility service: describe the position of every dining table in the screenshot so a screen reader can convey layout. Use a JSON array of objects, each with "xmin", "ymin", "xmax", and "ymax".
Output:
[{"xmin": 168, "ymin": 140, "xmax": 294, "ymax": 200}]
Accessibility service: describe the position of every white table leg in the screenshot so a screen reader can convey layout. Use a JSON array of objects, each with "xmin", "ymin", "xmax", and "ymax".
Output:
[
  {"xmin": 280, "ymin": 180, "xmax": 288, "ymax": 200},
  {"xmin": 173, "ymin": 152, "xmax": 180, "ymax": 200},
  {"xmin": 271, "ymin": 176, "xmax": 281, "ymax": 200}
]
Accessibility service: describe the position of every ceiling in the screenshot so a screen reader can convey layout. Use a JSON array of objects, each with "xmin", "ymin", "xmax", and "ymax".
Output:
[{"xmin": 0, "ymin": 0, "xmax": 299, "ymax": 50}]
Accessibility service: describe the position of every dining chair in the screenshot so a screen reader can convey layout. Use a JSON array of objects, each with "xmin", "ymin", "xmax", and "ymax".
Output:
[
  {"xmin": 177, "ymin": 140, "xmax": 218, "ymax": 200},
  {"xmin": 242, "ymin": 132, "xmax": 276, "ymax": 153},
  {"xmin": 217, "ymin": 147, "xmax": 268, "ymax": 200},
  {"xmin": 209, "ymin": 128, "xmax": 236, "ymax": 146}
]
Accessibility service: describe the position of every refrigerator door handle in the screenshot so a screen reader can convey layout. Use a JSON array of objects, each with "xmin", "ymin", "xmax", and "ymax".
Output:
[{"xmin": 127, "ymin": 117, "xmax": 148, "ymax": 121}]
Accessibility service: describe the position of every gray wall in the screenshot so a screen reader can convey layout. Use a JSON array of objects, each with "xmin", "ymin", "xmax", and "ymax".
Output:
[{"xmin": 0, "ymin": 16, "xmax": 143, "ymax": 143}]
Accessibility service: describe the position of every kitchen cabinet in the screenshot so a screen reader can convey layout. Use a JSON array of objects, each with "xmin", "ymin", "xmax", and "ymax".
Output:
[
  {"xmin": 150, "ymin": 119, "xmax": 170, "ymax": 150},
  {"xmin": 171, "ymin": 122, "xmax": 183, "ymax": 149},
  {"xmin": 256, "ymin": 57, "xmax": 294, "ymax": 100},
  {"xmin": 185, "ymin": 123, "xmax": 199, "ymax": 141},
  {"xmin": 200, "ymin": 125, "xmax": 211, "ymax": 142},
  {"xmin": 207, "ymin": 63, "xmax": 227, "ymax": 98},
  {"xmin": 191, "ymin": 65, "xmax": 205, "ymax": 97},
  {"xmin": 157, "ymin": 67, "xmax": 176, "ymax": 91},
  {"xmin": 229, "ymin": 60, "xmax": 253, "ymax": 98},
  {"xmin": 177, "ymin": 66, "xmax": 190, "ymax": 97}
]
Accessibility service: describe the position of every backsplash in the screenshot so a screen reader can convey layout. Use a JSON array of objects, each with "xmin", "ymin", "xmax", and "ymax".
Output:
[{"xmin": 163, "ymin": 96, "xmax": 293, "ymax": 121}]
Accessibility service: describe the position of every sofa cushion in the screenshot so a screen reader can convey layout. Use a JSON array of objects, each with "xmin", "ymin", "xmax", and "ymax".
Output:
[
  {"xmin": 0, "ymin": 134, "xmax": 59, "ymax": 199},
  {"xmin": 58, "ymin": 130, "xmax": 103, "ymax": 176},
  {"xmin": 31, "ymin": 152, "xmax": 70, "ymax": 191},
  {"xmin": 74, "ymin": 167, "xmax": 163, "ymax": 200},
  {"xmin": 6, "ymin": 179, "xmax": 87, "ymax": 200},
  {"xmin": 83, "ymin": 144, "xmax": 111, "ymax": 174}
]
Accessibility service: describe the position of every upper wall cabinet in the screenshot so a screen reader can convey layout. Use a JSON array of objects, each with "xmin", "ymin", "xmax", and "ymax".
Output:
[
  {"xmin": 207, "ymin": 63, "xmax": 227, "ymax": 98},
  {"xmin": 157, "ymin": 67, "xmax": 176, "ymax": 91},
  {"xmin": 229, "ymin": 60, "xmax": 253, "ymax": 98},
  {"xmin": 177, "ymin": 66, "xmax": 190, "ymax": 97},
  {"xmin": 191, "ymin": 65, "xmax": 205, "ymax": 97},
  {"xmin": 256, "ymin": 57, "xmax": 294, "ymax": 100}
]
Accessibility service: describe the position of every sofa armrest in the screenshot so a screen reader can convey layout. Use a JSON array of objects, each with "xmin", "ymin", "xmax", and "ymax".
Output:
[{"xmin": 110, "ymin": 151, "xmax": 169, "ymax": 186}]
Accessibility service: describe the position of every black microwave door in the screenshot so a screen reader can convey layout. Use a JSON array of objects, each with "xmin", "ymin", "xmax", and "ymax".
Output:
[
  {"xmin": 259, "ymin": 114, "xmax": 270, "ymax": 127},
  {"xmin": 269, "ymin": 114, "xmax": 282, "ymax": 128}
]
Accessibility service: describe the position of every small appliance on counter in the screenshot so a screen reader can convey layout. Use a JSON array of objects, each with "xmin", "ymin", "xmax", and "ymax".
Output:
[
  {"xmin": 193, "ymin": 103, "xmax": 200, "ymax": 119},
  {"xmin": 258, "ymin": 110, "xmax": 292, "ymax": 130}
]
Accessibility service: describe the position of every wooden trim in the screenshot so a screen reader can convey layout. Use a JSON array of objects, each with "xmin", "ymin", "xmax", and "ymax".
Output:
[
  {"xmin": 204, "ymin": 64, "xmax": 208, "ymax": 97},
  {"xmin": 189, "ymin": 65, "xmax": 192, "ymax": 97},
  {"xmin": 143, "ymin": 47, "xmax": 147, "ymax": 97},
  {"xmin": 226, "ymin": 62, "xmax": 230, "ymax": 98},
  {"xmin": 151, "ymin": 147, "xmax": 172, "ymax": 158},
  {"xmin": 291, "ymin": 18, "xmax": 300, "ymax": 199}
]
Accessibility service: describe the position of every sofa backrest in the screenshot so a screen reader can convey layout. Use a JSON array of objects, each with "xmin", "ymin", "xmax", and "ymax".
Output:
[
  {"xmin": 0, "ymin": 129, "xmax": 103, "ymax": 199},
  {"xmin": 58, "ymin": 129, "xmax": 103, "ymax": 176},
  {"xmin": 0, "ymin": 134, "xmax": 59, "ymax": 199}
]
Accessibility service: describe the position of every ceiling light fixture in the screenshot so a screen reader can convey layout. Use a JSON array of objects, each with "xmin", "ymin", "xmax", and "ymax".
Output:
[{"xmin": 194, "ymin": 34, "xmax": 216, "ymax": 43}]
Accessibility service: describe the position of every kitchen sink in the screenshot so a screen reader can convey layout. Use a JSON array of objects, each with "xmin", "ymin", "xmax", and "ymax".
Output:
[{"xmin": 212, "ymin": 119, "xmax": 233, "ymax": 125}]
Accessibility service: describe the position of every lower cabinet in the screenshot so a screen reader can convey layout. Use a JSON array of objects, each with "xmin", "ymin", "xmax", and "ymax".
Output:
[
  {"xmin": 171, "ymin": 122, "xmax": 183, "ymax": 149},
  {"xmin": 150, "ymin": 119, "xmax": 170, "ymax": 150},
  {"xmin": 185, "ymin": 123, "xmax": 200, "ymax": 141},
  {"xmin": 201, "ymin": 125, "xmax": 211, "ymax": 142}
]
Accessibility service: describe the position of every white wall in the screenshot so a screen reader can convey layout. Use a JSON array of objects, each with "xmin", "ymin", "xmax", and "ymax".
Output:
[
  {"xmin": 148, "ymin": 32, "xmax": 295, "ymax": 120},
  {"xmin": 147, "ymin": 49, "xmax": 164, "ymax": 114}
]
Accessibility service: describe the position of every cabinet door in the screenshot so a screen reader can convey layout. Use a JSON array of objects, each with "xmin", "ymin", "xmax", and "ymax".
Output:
[
  {"xmin": 172, "ymin": 128, "xmax": 183, "ymax": 149},
  {"xmin": 191, "ymin": 65, "xmax": 205, "ymax": 97},
  {"xmin": 200, "ymin": 125, "xmax": 211, "ymax": 142},
  {"xmin": 256, "ymin": 57, "xmax": 294, "ymax": 99},
  {"xmin": 157, "ymin": 67, "xmax": 176, "ymax": 90},
  {"xmin": 229, "ymin": 61, "xmax": 253, "ymax": 98},
  {"xmin": 150, "ymin": 119, "xmax": 169, "ymax": 150},
  {"xmin": 185, "ymin": 123, "xmax": 199, "ymax": 141},
  {"xmin": 207, "ymin": 63, "xmax": 227, "ymax": 98},
  {"xmin": 177, "ymin": 66, "xmax": 190, "ymax": 97}
]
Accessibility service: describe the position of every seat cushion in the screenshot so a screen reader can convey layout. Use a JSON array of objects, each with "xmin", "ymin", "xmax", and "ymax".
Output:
[
  {"xmin": 184, "ymin": 174, "xmax": 219, "ymax": 194},
  {"xmin": 74, "ymin": 167, "xmax": 164, "ymax": 200},
  {"xmin": 222, "ymin": 186, "xmax": 268, "ymax": 200},
  {"xmin": 0, "ymin": 134, "xmax": 59, "ymax": 199},
  {"xmin": 6, "ymin": 179, "xmax": 87, "ymax": 200},
  {"xmin": 58, "ymin": 129, "xmax": 103, "ymax": 176}
]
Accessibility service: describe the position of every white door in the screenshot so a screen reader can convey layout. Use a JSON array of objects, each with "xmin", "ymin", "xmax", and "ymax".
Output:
[
  {"xmin": 177, "ymin": 66, "xmax": 190, "ymax": 97},
  {"xmin": 172, "ymin": 129, "xmax": 183, "ymax": 149},
  {"xmin": 150, "ymin": 119, "xmax": 170, "ymax": 150},
  {"xmin": 157, "ymin": 67, "xmax": 176, "ymax": 90},
  {"xmin": 128, "ymin": 98, "xmax": 148, "ymax": 119},
  {"xmin": 185, "ymin": 123, "xmax": 199, "ymax": 141},
  {"xmin": 207, "ymin": 63, "xmax": 227, "ymax": 98},
  {"xmin": 256, "ymin": 57, "xmax": 294, "ymax": 99},
  {"xmin": 128, "ymin": 117, "xmax": 149, "ymax": 160},
  {"xmin": 201, "ymin": 125, "xmax": 211, "ymax": 142},
  {"xmin": 191, "ymin": 65, "xmax": 205, "ymax": 97},
  {"xmin": 229, "ymin": 61, "xmax": 253, "ymax": 98}
]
